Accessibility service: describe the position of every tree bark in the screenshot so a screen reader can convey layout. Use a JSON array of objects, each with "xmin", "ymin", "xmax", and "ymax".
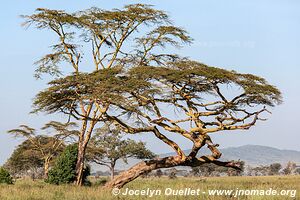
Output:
[
  {"xmin": 44, "ymin": 157, "xmax": 51, "ymax": 179},
  {"xmin": 110, "ymin": 168, "xmax": 115, "ymax": 181},
  {"xmin": 76, "ymin": 119, "xmax": 96, "ymax": 186},
  {"xmin": 75, "ymin": 144, "xmax": 86, "ymax": 186},
  {"xmin": 105, "ymin": 156, "xmax": 184, "ymax": 189},
  {"xmin": 110, "ymin": 162, "xmax": 116, "ymax": 180},
  {"xmin": 105, "ymin": 155, "xmax": 241, "ymax": 189}
]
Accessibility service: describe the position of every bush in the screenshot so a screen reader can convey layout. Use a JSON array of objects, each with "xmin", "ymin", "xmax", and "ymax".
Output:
[
  {"xmin": 168, "ymin": 171, "xmax": 177, "ymax": 179},
  {"xmin": 0, "ymin": 167, "xmax": 13, "ymax": 184},
  {"xmin": 82, "ymin": 165, "xmax": 91, "ymax": 186},
  {"xmin": 155, "ymin": 169, "xmax": 163, "ymax": 178},
  {"xmin": 93, "ymin": 177, "xmax": 108, "ymax": 186},
  {"xmin": 46, "ymin": 144, "xmax": 90, "ymax": 185}
]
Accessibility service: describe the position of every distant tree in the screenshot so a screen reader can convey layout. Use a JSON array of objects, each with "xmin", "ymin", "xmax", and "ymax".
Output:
[
  {"xmin": 268, "ymin": 163, "xmax": 282, "ymax": 175},
  {"xmin": 46, "ymin": 144, "xmax": 90, "ymax": 185},
  {"xmin": 192, "ymin": 163, "xmax": 219, "ymax": 177},
  {"xmin": 294, "ymin": 168, "xmax": 300, "ymax": 175},
  {"xmin": 246, "ymin": 165, "xmax": 253, "ymax": 176},
  {"xmin": 251, "ymin": 166, "xmax": 270, "ymax": 176},
  {"xmin": 282, "ymin": 161, "xmax": 297, "ymax": 175},
  {"xmin": 155, "ymin": 169, "xmax": 164, "ymax": 178},
  {"xmin": 4, "ymin": 138, "xmax": 44, "ymax": 178},
  {"xmin": 87, "ymin": 125, "xmax": 155, "ymax": 180},
  {"xmin": 7, "ymin": 121, "xmax": 76, "ymax": 178},
  {"xmin": 168, "ymin": 169, "xmax": 177, "ymax": 179},
  {"xmin": 227, "ymin": 161, "xmax": 245, "ymax": 176},
  {"xmin": 0, "ymin": 167, "xmax": 13, "ymax": 184},
  {"xmin": 191, "ymin": 162, "xmax": 243, "ymax": 177}
]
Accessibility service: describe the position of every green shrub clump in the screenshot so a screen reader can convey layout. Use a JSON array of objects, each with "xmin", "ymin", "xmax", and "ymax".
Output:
[
  {"xmin": 0, "ymin": 167, "xmax": 13, "ymax": 184},
  {"xmin": 46, "ymin": 144, "xmax": 90, "ymax": 185}
]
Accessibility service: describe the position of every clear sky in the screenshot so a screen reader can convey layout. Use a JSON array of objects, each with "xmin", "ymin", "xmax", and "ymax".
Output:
[{"xmin": 1, "ymin": 0, "xmax": 299, "ymax": 165}]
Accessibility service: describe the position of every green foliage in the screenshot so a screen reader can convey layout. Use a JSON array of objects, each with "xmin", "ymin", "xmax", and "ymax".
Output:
[
  {"xmin": 46, "ymin": 144, "xmax": 90, "ymax": 185},
  {"xmin": 4, "ymin": 139, "xmax": 44, "ymax": 176},
  {"xmin": 0, "ymin": 167, "xmax": 13, "ymax": 184},
  {"xmin": 82, "ymin": 165, "xmax": 91, "ymax": 186},
  {"xmin": 32, "ymin": 60, "xmax": 281, "ymax": 119},
  {"xmin": 168, "ymin": 170, "xmax": 177, "ymax": 179},
  {"xmin": 192, "ymin": 161, "xmax": 245, "ymax": 177},
  {"xmin": 129, "ymin": 61, "xmax": 282, "ymax": 106},
  {"xmin": 88, "ymin": 125, "xmax": 155, "ymax": 164},
  {"xmin": 23, "ymin": 4, "xmax": 189, "ymax": 78},
  {"xmin": 269, "ymin": 163, "xmax": 282, "ymax": 175},
  {"xmin": 24, "ymin": 4, "xmax": 282, "ymax": 184},
  {"xmin": 155, "ymin": 169, "xmax": 163, "ymax": 177},
  {"xmin": 46, "ymin": 144, "xmax": 78, "ymax": 184},
  {"xmin": 93, "ymin": 177, "xmax": 108, "ymax": 186}
]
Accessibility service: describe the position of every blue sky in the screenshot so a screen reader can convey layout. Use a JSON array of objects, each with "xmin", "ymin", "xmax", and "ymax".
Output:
[{"xmin": 1, "ymin": 0, "xmax": 300, "ymax": 165}]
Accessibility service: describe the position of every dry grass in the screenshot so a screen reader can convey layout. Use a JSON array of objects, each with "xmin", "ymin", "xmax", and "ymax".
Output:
[{"xmin": 0, "ymin": 175, "xmax": 299, "ymax": 200}]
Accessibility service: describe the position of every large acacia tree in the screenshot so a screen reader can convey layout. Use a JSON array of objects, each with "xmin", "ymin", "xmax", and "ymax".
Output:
[
  {"xmin": 24, "ymin": 4, "xmax": 191, "ymax": 185},
  {"xmin": 24, "ymin": 4, "xmax": 281, "ymax": 187}
]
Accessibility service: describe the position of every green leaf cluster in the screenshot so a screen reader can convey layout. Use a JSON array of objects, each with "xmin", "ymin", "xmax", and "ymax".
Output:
[{"xmin": 0, "ymin": 167, "xmax": 13, "ymax": 184}]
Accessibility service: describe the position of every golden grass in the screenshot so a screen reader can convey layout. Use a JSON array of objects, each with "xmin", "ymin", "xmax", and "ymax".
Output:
[{"xmin": 0, "ymin": 176, "xmax": 299, "ymax": 200}]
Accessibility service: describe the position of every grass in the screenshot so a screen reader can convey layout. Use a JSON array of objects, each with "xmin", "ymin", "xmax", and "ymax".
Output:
[{"xmin": 0, "ymin": 176, "xmax": 299, "ymax": 200}]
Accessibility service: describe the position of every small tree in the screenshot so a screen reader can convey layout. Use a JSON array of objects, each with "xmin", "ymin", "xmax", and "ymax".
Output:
[
  {"xmin": 87, "ymin": 126, "xmax": 155, "ymax": 180},
  {"xmin": 294, "ymin": 168, "xmax": 300, "ymax": 175},
  {"xmin": 251, "ymin": 166, "xmax": 270, "ymax": 176},
  {"xmin": 227, "ymin": 161, "xmax": 245, "ymax": 176},
  {"xmin": 155, "ymin": 169, "xmax": 163, "ymax": 178},
  {"xmin": 46, "ymin": 144, "xmax": 78, "ymax": 184},
  {"xmin": 4, "ymin": 139, "xmax": 44, "ymax": 178},
  {"xmin": 192, "ymin": 163, "xmax": 230, "ymax": 177},
  {"xmin": 168, "ymin": 169, "xmax": 177, "ymax": 179},
  {"xmin": 7, "ymin": 122, "xmax": 76, "ymax": 178},
  {"xmin": 46, "ymin": 144, "xmax": 90, "ymax": 185},
  {"xmin": 0, "ymin": 167, "xmax": 13, "ymax": 184},
  {"xmin": 282, "ymin": 161, "xmax": 296, "ymax": 175},
  {"xmin": 269, "ymin": 163, "xmax": 282, "ymax": 175}
]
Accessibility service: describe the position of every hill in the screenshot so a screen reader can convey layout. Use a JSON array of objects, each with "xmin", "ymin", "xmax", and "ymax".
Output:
[
  {"xmin": 92, "ymin": 145, "xmax": 300, "ymax": 172},
  {"xmin": 162, "ymin": 145, "xmax": 300, "ymax": 166}
]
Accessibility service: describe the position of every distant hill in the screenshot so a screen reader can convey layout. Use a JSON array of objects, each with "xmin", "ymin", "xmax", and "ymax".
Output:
[
  {"xmin": 162, "ymin": 145, "xmax": 300, "ymax": 166},
  {"xmin": 91, "ymin": 145, "xmax": 300, "ymax": 172}
]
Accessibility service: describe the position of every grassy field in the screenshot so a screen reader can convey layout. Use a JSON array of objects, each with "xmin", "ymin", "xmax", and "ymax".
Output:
[{"xmin": 0, "ymin": 176, "xmax": 299, "ymax": 200}]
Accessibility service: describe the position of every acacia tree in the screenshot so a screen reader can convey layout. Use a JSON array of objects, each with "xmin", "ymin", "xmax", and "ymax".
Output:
[
  {"xmin": 24, "ymin": 4, "xmax": 281, "ymax": 188},
  {"xmin": 87, "ymin": 126, "xmax": 155, "ymax": 180},
  {"xmin": 4, "ymin": 138, "xmax": 44, "ymax": 178},
  {"xmin": 24, "ymin": 4, "xmax": 191, "ymax": 185},
  {"xmin": 7, "ymin": 122, "xmax": 76, "ymax": 178},
  {"xmin": 269, "ymin": 163, "xmax": 282, "ymax": 175},
  {"xmin": 102, "ymin": 62, "xmax": 281, "ymax": 188}
]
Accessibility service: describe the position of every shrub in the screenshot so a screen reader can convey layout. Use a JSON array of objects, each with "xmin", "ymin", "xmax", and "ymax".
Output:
[
  {"xmin": 155, "ymin": 169, "xmax": 163, "ymax": 178},
  {"xmin": 46, "ymin": 144, "xmax": 90, "ymax": 185},
  {"xmin": 46, "ymin": 144, "xmax": 78, "ymax": 185},
  {"xmin": 82, "ymin": 165, "xmax": 91, "ymax": 186},
  {"xmin": 94, "ymin": 177, "xmax": 108, "ymax": 186},
  {"xmin": 0, "ymin": 167, "xmax": 13, "ymax": 184},
  {"xmin": 168, "ymin": 171, "xmax": 177, "ymax": 179}
]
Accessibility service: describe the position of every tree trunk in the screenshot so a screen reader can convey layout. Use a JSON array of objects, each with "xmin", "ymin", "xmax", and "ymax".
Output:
[
  {"xmin": 44, "ymin": 158, "xmax": 50, "ymax": 179},
  {"xmin": 110, "ymin": 162, "xmax": 116, "ymax": 180},
  {"xmin": 75, "ymin": 119, "xmax": 96, "ymax": 186},
  {"xmin": 105, "ymin": 156, "xmax": 241, "ymax": 189},
  {"xmin": 105, "ymin": 156, "xmax": 183, "ymax": 189},
  {"xmin": 75, "ymin": 144, "xmax": 86, "ymax": 186}
]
